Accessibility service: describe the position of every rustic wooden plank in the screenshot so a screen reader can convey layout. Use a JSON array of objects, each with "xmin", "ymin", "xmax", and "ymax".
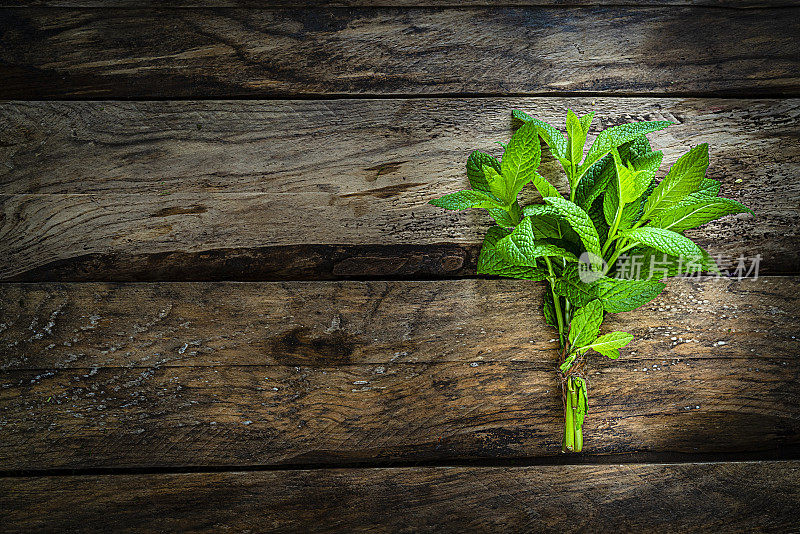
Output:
[
  {"xmin": 1, "ymin": 98, "xmax": 797, "ymax": 279},
  {"xmin": 0, "ymin": 189, "xmax": 784, "ymax": 280},
  {"xmin": 4, "ymin": 98, "xmax": 796, "ymax": 196},
  {"xmin": 1, "ymin": 278, "xmax": 797, "ymax": 369},
  {"xmin": 0, "ymin": 8, "xmax": 798, "ymax": 99},
  {"xmin": 3, "ymin": 462, "xmax": 800, "ymax": 532},
  {"xmin": 3, "ymin": 1, "xmax": 795, "ymax": 8},
  {"xmin": 3, "ymin": 359, "xmax": 798, "ymax": 468},
  {"xmin": 1, "ymin": 279, "xmax": 798, "ymax": 468}
]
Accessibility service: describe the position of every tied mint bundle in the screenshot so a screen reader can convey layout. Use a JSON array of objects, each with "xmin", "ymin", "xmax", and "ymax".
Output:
[{"xmin": 429, "ymin": 109, "xmax": 752, "ymax": 452}]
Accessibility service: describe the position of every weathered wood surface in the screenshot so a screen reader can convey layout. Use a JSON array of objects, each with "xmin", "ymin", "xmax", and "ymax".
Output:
[
  {"xmin": 3, "ymin": 1, "xmax": 795, "ymax": 7},
  {"xmin": 4, "ymin": 462, "xmax": 800, "ymax": 532},
  {"xmin": 1, "ymin": 98, "xmax": 796, "ymax": 280},
  {"xmin": 4, "ymin": 99, "xmax": 796, "ymax": 196},
  {"xmin": 2, "ymin": 278, "xmax": 797, "ymax": 369},
  {"xmin": 1, "ymin": 8, "xmax": 798, "ymax": 99},
  {"xmin": 1, "ymin": 278, "xmax": 798, "ymax": 468}
]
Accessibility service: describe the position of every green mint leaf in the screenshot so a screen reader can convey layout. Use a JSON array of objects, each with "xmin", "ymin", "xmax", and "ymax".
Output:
[
  {"xmin": 604, "ymin": 149, "xmax": 663, "ymax": 231},
  {"xmin": 543, "ymin": 292, "xmax": 558, "ymax": 328},
  {"xmin": 484, "ymin": 165, "xmax": 509, "ymax": 203},
  {"xmin": 631, "ymin": 151, "xmax": 663, "ymax": 189},
  {"xmin": 574, "ymin": 153, "xmax": 614, "ymax": 210},
  {"xmin": 650, "ymin": 197, "xmax": 752, "ymax": 232},
  {"xmin": 566, "ymin": 109, "xmax": 589, "ymax": 167},
  {"xmin": 555, "ymin": 277, "xmax": 597, "ymax": 308},
  {"xmin": 543, "ymin": 197, "xmax": 602, "ymax": 268},
  {"xmin": 512, "ymin": 110, "xmax": 567, "ymax": 158},
  {"xmin": 522, "ymin": 204, "xmax": 575, "ymax": 240},
  {"xmin": 583, "ymin": 331, "xmax": 633, "ymax": 359},
  {"xmin": 466, "ymin": 150, "xmax": 501, "ymax": 192},
  {"xmin": 488, "ymin": 202, "xmax": 522, "ymax": 227},
  {"xmin": 642, "ymin": 144, "xmax": 709, "ymax": 219},
  {"xmin": 621, "ymin": 227, "xmax": 705, "ymax": 259},
  {"xmin": 588, "ymin": 195, "xmax": 610, "ymax": 245},
  {"xmin": 611, "ymin": 150, "xmax": 641, "ymax": 204},
  {"xmin": 477, "ymin": 226, "xmax": 549, "ymax": 280},
  {"xmin": 576, "ymin": 135, "xmax": 656, "ymax": 210},
  {"xmin": 593, "ymin": 277, "xmax": 666, "ymax": 313},
  {"xmin": 579, "ymin": 121, "xmax": 671, "ymax": 180},
  {"xmin": 568, "ymin": 299, "xmax": 604, "ymax": 348},
  {"xmin": 429, "ymin": 189, "xmax": 502, "ymax": 210},
  {"xmin": 674, "ymin": 177, "xmax": 723, "ymax": 208},
  {"xmin": 499, "ymin": 121, "xmax": 542, "ymax": 204},
  {"xmin": 579, "ymin": 111, "xmax": 594, "ymax": 133},
  {"xmin": 495, "ymin": 217, "xmax": 577, "ymax": 267},
  {"xmin": 698, "ymin": 177, "xmax": 721, "ymax": 196},
  {"xmin": 627, "ymin": 246, "xmax": 720, "ymax": 279},
  {"xmin": 530, "ymin": 173, "xmax": 562, "ymax": 199}
]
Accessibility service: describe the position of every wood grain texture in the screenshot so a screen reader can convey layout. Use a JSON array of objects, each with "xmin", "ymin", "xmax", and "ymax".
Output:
[
  {"xmin": 4, "ymin": 462, "xmax": 800, "ymax": 532},
  {"xmin": 3, "ymin": 1, "xmax": 795, "ymax": 7},
  {"xmin": 2, "ymin": 278, "xmax": 797, "ymax": 369},
  {"xmin": 0, "ymin": 8, "xmax": 798, "ymax": 99},
  {"xmin": 1, "ymin": 98, "xmax": 797, "ymax": 279},
  {"xmin": 1, "ymin": 278, "xmax": 798, "ymax": 468}
]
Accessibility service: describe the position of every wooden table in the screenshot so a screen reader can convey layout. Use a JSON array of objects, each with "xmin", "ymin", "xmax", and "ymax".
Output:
[{"xmin": 1, "ymin": 2, "xmax": 799, "ymax": 532}]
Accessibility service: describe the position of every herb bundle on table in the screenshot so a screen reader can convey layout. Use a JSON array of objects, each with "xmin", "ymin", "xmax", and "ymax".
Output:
[{"xmin": 429, "ymin": 110, "xmax": 752, "ymax": 452}]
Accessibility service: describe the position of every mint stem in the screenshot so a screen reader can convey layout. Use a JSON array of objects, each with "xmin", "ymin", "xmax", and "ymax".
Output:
[{"xmin": 563, "ymin": 378, "xmax": 575, "ymax": 453}]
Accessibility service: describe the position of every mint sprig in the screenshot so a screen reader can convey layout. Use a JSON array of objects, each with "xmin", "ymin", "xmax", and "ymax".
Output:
[{"xmin": 429, "ymin": 109, "xmax": 753, "ymax": 452}]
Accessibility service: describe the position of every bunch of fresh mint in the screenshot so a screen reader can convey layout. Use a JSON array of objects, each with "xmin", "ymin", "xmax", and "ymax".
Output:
[{"xmin": 429, "ymin": 109, "xmax": 751, "ymax": 452}]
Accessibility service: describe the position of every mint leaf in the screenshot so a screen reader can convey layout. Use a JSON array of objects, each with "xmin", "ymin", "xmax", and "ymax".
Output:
[
  {"xmin": 523, "ymin": 204, "xmax": 575, "ymax": 240},
  {"xmin": 498, "ymin": 121, "xmax": 542, "ymax": 204},
  {"xmin": 488, "ymin": 203, "xmax": 522, "ymax": 228},
  {"xmin": 530, "ymin": 172, "xmax": 562, "ymax": 199},
  {"xmin": 574, "ymin": 152, "xmax": 615, "ymax": 210},
  {"xmin": 568, "ymin": 299, "xmax": 603, "ymax": 348},
  {"xmin": 577, "ymin": 135, "xmax": 655, "ymax": 210},
  {"xmin": 484, "ymin": 165, "xmax": 508, "ymax": 203},
  {"xmin": 429, "ymin": 189, "xmax": 502, "ymax": 210},
  {"xmin": 579, "ymin": 111, "xmax": 594, "ymax": 133},
  {"xmin": 543, "ymin": 295, "xmax": 558, "ymax": 328},
  {"xmin": 622, "ymin": 227, "xmax": 704, "ymax": 259},
  {"xmin": 631, "ymin": 151, "xmax": 663, "ymax": 189},
  {"xmin": 674, "ymin": 178, "xmax": 722, "ymax": 208},
  {"xmin": 642, "ymin": 144, "xmax": 709, "ymax": 219},
  {"xmin": 466, "ymin": 150, "xmax": 501, "ymax": 192},
  {"xmin": 593, "ymin": 277, "xmax": 666, "ymax": 313},
  {"xmin": 555, "ymin": 277, "xmax": 597, "ymax": 308},
  {"xmin": 698, "ymin": 177, "xmax": 721, "ymax": 197},
  {"xmin": 629, "ymin": 246, "xmax": 720, "ymax": 279},
  {"xmin": 650, "ymin": 197, "xmax": 752, "ymax": 232},
  {"xmin": 495, "ymin": 217, "xmax": 577, "ymax": 267},
  {"xmin": 583, "ymin": 331, "xmax": 633, "ymax": 359},
  {"xmin": 543, "ymin": 197, "xmax": 602, "ymax": 267},
  {"xmin": 579, "ymin": 121, "xmax": 671, "ymax": 180},
  {"xmin": 588, "ymin": 195, "xmax": 610, "ymax": 245},
  {"xmin": 477, "ymin": 226, "xmax": 549, "ymax": 280},
  {"xmin": 612, "ymin": 151, "xmax": 641, "ymax": 204},
  {"xmin": 512, "ymin": 110, "xmax": 567, "ymax": 158},
  {"xmin": 566, "ymin": 109, "xmax": 590, "ymax": 167}
]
